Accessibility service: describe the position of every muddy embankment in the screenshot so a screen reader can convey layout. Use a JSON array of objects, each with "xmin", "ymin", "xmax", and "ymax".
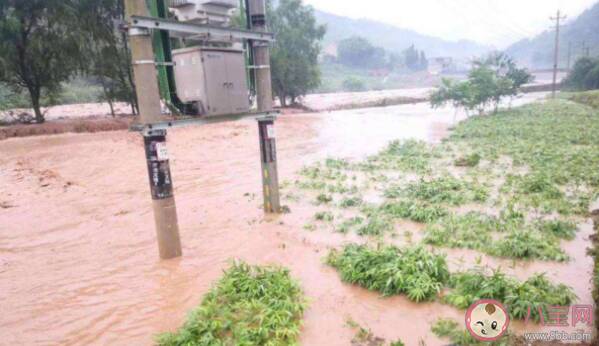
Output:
[{"xmin": 0, "ymin": 84, "xmax": 559, "ymax": 141}]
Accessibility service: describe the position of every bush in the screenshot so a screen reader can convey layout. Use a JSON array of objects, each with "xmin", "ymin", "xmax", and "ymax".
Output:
[
  {"xmin": 326, "ymin": 244, "xmax": 450, "ymax": 302},
  {"xmin": 342, "ymin": 77, "xmax": 367, "ymax": 92},
  {"xmin": 156, "ymin": 262, "xmax": 306, "ymax": 346}
]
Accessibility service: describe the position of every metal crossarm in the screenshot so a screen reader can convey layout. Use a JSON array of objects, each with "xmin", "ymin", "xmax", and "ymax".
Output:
[{"xmin": 129, "ymin": 15, "xmax": 274, "ymax": 42}]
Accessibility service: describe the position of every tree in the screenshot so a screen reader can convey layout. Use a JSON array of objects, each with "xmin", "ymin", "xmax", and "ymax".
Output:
[
  {"xmin": 563, "ymin": 57, "xmax": 599, "ymax": 91},
  {"xmin": 76, "ymin": 0, "xmax": 137, "ymax": 116},
  {"xmin": 403, "ymin": 45, "xmax": 420, "ymax": 71},
  {"xmin": 337, "ymin": 36, "xmax": 376, "ymax": 68},
  {"xmin": 419, "ymin": 51, "xmax": 429, "ymax": 71},
  {"xmin": 431, "ymin": 53, "xmax": 531, "ymax": 116},
  {"xmin": 0, "ymin": 1, "xmax": 81, "ymax": 123},
  {"xmin": 269, "ymin": 0, "xmax": 326, "ymax": 106}
]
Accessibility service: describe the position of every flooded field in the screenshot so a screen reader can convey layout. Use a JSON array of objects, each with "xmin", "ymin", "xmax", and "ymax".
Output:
[{"xmin": 0, "ymin": 92, "xmax": 594, "ymax": 345}]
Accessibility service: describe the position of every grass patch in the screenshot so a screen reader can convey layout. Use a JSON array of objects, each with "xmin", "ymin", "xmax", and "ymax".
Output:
[
  {"xmin": 326, "ymin": 244, "xmax": 450, "ymax": 302},
  {"xmin": 156, "ymin": 262, "xmax": 306, "ymax": 346},
  {"xmin": 444, "ymin": 269, "xmax": 576, "ymax": 322},
  {"xmin": 336, "ymin": 216, "xmax": 364, "ymax": 234},
  {"xmin": 537, "ymin": 219, "xmax": 577, "ymax": 240}
]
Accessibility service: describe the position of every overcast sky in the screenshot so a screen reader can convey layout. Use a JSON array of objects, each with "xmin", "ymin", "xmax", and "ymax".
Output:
[{"xmin": 302, "ymin": 0, "xmax": 597, "ymax": 48}]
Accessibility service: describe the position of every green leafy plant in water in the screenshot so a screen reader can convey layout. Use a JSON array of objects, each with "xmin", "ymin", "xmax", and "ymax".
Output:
[
  {"xmin": 400, "ymin": 176, "xmax": 489, "ymax": 205},
  {"xmin": 424, "ymin": 212, "xmax": 499, "ymax": 249},
  {"xmin": 339, "ymin": 196, "xmax": 363, "ymax": 208},
  {"xmin": 356, "ymin": 213, "xmax": 393, "ymax": 236},
  {"xmin": 363, "ymin": 140, "xmax": 434, "ymax": 173},
  {"xmin": 491, "ymin": 228, "xmax": 569, "ymax": 262},
  {"xmin": 444, "ymin": 269, "xmax": 576, "ymax": 322},
  {"xmin": 316, "ymin": 193, "xmax": 333, "ymax": 205},
  {"xmin": 314, "ymin": 211, "xmax": 334, "ymax": 222},
  {"xmin": 381, "ymin": 200, "xmax": 449, "ymax": 223},
  {"xmin": 432, "ymin": 319, "xmax": 512, "ymax": 346},
  {"xmin": 156, "ymin": 262, "xmax": 307, "ymax": 346},
  {"xmin": 536, "ymin": 219, "xmax": 577, "ymax": 240},
  {"xmin": 326, "ymin": 244, "xmax": 450, "ymax": 302},
  {"xmin": 336, "ymin": 216, "xmax": 364, "ymax": 234},
  {"xmin": 454, "ymin": 153, "xmax": 482, "ymax": 167}
]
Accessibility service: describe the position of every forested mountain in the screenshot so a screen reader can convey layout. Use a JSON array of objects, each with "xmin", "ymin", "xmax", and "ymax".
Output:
[
  {"xmin": 506, "ymin": 1, "xmax": 599, "ymax": 68},
  {"xmin": 314, "ymin": 10, "xmax": 492, "ymax": 59}
]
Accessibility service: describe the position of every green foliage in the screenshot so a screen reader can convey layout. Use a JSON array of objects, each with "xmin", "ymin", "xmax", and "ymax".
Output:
[
  {"xmin": 339, "ymin": 196, "xmax": 363, "ymax": 208},
  {"xmin": 561, "ymin": 90, "xmax": 599, "ymax": 109},
  {"xmin": 314, "ymin": 211, "xmax": 334, "ymax": 222},
  {"xmin": 156, "ymin": 262, "xmax": 306, "ymax": 346},
  {"xmin": 432, "ymin": 319, "xmax": 511, "ymax": 346},
  {"xmin": 356, "ymin": 213, "xmax": 393, "ymax": 236},
  {"xmin": 342, "ymin": 77, "xmax": 366, "ymax": 92},
  {"xmin": 424, "ymin": 212, "xmax": 498, "ymax": 250},
  {"xmin": 0, "ymin": 0, "xmax": 83, "ymax": 122},
  {"xmin": 451, "ymin": 100, "xmax": 599, "ymax": 213},
  {"xmin": 327, "ymin": 244, "xmax": 450, "ymax": 301},
  {"xmin": 537, "ymin": 219, "xmax": 577, "ymax": 240},
  {"xmin": 336, "ymin": 216, "xmax": 364, "ymax": 234},
  {"xmin": 381, "ymin": 200, "xmax": 448, "ymax": 223},
  {"xmin": 337, "ymin": 36, "xmax": 386, "ymax": 69},
  {"xmin": 365, "ymin": 140, "xmax": 433, "ymax": 173},
  {"xmin": 269, "ymin": 0, "xmax": 326, "ymax": 106},
  {"xmin": 444, "ymin": 269, "xmax": 576, "ymax": 322},
  {"xmin": 563, "ymin": 57, "xmax": 599, "ymax": 91},
  {"xmin": 430, "ymin": 53, "xmax": 531, "ymax": 115},
  {"xmin": 454, "ymin": 153, "xmax": 481, "ymax": 167},
  {"xmin": 424, "ymin": 210, "xmax": 570, "ymax": 261},
  {"xmin": 315, "ymin": 193, "xmax": 333, "ymax": 205},
  {"xmin": 491, "ymin": 228, "xmax": 569, "ymax": 262},
  {"xmin": 394, "ymin": 176, "xmax": 489, "ymax": 206}
]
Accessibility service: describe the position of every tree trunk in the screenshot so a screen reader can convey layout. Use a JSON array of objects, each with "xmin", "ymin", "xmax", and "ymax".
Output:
[
  {"xmin": 280, "ymin": 94, "xmax": 287, "ymax": 107},
  {"xmin": 27, "ymin": 86, "xmax": 44, "ymax": 123}
]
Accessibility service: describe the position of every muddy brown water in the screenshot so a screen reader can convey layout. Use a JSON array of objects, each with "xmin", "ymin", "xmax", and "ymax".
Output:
[{"xmin": 0, "ymin": 92, "xmax": 593, "ymax": 345}]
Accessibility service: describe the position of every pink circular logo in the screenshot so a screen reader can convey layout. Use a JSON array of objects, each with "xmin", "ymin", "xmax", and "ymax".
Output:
[{"xmin": 465, "ymin": 299, "xmax": 510, "ymax": 341}]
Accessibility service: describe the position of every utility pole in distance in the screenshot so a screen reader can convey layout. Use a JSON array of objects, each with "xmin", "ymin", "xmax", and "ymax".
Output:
[
  {"xmin": 248, "ymin": 0, "xmax": 281, "ymax": 214},
  {"xmin": 550, "ymin": 10, "xmax": 566, "ymax": 98},
  {"xmin": 125, "ymin": 0, "xmax": 182, "ymax": 259}
]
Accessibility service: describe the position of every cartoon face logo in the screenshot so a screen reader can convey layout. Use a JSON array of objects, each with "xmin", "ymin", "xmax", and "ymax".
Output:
[{"xmin": 465, "ymin": 299, "xmax": 510, "ymax": 341}]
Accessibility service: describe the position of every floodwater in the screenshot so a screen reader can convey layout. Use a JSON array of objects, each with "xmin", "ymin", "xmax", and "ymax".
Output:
[{"xmin": 0, "ymin": 92, "xmax": 593, "ymax": 345}]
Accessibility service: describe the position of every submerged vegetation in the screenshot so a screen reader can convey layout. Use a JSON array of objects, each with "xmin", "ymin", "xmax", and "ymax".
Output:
[
  {"xmin": 285, "ymin": 99, "xmax": 598, "ymax": 341},
  {"xmin": 326, "ymin": 244, "xmax": 449, "ymax": 302},
  {"xmin": 444, "ymin": 269, "xmax": 576, "ymax": 321},
  {"xmin": 157, "ymin": 262, "xmax": 306, "ymax": 346}
]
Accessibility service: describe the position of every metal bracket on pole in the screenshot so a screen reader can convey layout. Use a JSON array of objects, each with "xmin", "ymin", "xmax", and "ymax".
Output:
[
  {"xmin": 129, "ymin": 15, "xmax": 275, "ymax": 42},
  {"xmin": 128, "ymin": 26, "xmax": 150, "ymax": 36},
  {"xmin": 247, "ymin": 65, "xmax": 270, "ymax": 70}
]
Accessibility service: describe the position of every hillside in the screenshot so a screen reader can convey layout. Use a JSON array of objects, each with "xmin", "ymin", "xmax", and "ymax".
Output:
[
  {"xmin": 314, "ymin": 10, "xmax": 492, "ymax": 59},
  {"xmin": 506, "ymin": 1, "xmax": 599, "ymax": 68}
]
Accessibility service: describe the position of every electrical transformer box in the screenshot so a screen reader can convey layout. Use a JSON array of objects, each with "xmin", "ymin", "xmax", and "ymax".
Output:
[{"xmin": 172, "ymin": 47, "xmax": 250, "ymax": 117}]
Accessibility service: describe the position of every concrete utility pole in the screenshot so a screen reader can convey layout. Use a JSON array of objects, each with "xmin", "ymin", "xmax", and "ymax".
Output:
[
  {"xmin": 125, "ymin": 0, "xmax": 182, "ymax": 259},
  {"xmin": 550, "ymin": 10, "xmax": 566, "ymax": 98},
  {"xmin": 248, "ymin": 0, "xmax": 281, "ymax": 213}
]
